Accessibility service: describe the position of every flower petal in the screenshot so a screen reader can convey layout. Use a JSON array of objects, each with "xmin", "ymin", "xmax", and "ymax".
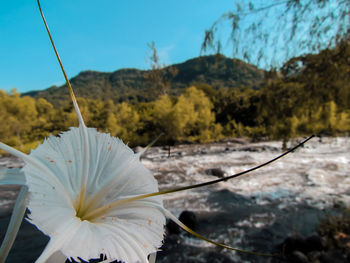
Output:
[
  {"xmin": 96, "ymin": 258, "xmax": 117, "ymax": 263},
  {"xmin": 20, "ymin": 127, "xmax": 165, "ymax": 262},
  {"xmin": 58, "ymin": 221, "xmax": 147, "ymax": 263},
  {"xmin": 45, "ymin": 251, "xmax": 66, "ymax": 263},
  {"xmin": 148, "ymin": 253, "xmax": 156, "ymax": 263},
  {"xmin": 0, "ymin": 142, "xmax": 72, "ymax": 206},
  {"xmin": 35, "ymin": 217, "xmax": 81, "ymax": 263}
]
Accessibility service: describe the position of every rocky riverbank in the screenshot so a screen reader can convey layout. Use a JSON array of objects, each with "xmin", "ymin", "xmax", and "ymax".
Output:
[{"xmin": 0, "ymin": 137, "xmax": 349, "ymax": 262}]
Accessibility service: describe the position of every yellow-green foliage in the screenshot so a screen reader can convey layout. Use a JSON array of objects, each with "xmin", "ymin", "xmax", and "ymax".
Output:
[
  {"xmin": 0, "ymin": 90, "xmax": 38, "ymax": 149},
  {"xmin": 178, "ymin": 87, "xmax": 222, "ymax": 142},
  {"xmin": 338, "ymin": 111, "xmax": 350, "ymax": 132},
  {"xmin": 1, "ymin": 43, "xmax": 350, "ymax": 156},
  {"xmin": 151, "ymin": 87, "xmax": 221, "ymax": 143},
  {"xmin": 1, "ymin": 80, "xmax": 350, "ymax": 155},
  {"xmin": 112, "ymin": 102, "xmax": 140, "ymax": 143},
  {"xmin": 152, "ymin": 94, "xmax": 176, "ymax": 141}
]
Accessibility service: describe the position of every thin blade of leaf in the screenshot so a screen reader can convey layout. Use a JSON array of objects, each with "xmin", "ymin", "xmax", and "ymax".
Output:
[
  {"xmin": 0, "ymin": 186, "xmax": 28, "ymax": 263},
  {"xmin": 162, "ymin": 208, "xmax": 278, "ymax": 257}
]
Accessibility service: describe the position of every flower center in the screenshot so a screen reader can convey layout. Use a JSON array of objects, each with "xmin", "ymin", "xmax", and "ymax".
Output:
[{"xmin": 74, "ymin": 187, "xmax": 94, "ymax": 221}]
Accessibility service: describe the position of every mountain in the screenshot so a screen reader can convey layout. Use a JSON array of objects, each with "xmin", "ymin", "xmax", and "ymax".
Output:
[{"xmin": 24, "ymin": 54, "xmax": 265, "ymax": 106}]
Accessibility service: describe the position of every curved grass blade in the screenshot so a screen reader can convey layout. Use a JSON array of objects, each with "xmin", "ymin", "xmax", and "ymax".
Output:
[
  {"xmin": 162, "ymin": 208, "xmax": 279, "ymax": 257},
  {"xmin": 136, "ymin": 133, "xmax": 164, "ymax": 158},
  {"xmin": 83, "ymin": 135, "xmax": 314, "ymax": 220},
  {"xmin": 0, "ymin": 186, "xmax": 28, "ymax": 263}
]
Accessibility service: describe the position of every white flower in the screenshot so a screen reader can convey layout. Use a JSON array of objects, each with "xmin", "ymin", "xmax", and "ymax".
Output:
[
  {"xmin": 0, "ymin": 2, "xmax": 167, "ymax": 261},
  {"xmin": 0, "ymin": 125, "xmax": 165, "ymax": 263},
  {"xmin": 0, "ymin": 1, "xmax": 307, "ymax": 261}
]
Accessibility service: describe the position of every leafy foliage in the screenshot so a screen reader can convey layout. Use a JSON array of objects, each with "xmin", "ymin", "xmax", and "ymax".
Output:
[
  {"xmin": 144, "ymin": 41, "xmax": 179, "ymax": 97},
  {"xmin": 201, "ymin": 0, "xmax": 350, "ymax": 68},
  {"xmin": 1, "ymin": 42, "xmax": 350, "ymax": 153}
]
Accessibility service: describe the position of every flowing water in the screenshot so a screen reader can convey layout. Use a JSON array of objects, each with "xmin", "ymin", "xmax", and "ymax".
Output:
[
  {"xmin": 143, "ymin": 137, "xmax": 350, "ymax": 262},
  {"xmin": 0, "ymin": 137, "xmax": 349, "ymax": 262}
]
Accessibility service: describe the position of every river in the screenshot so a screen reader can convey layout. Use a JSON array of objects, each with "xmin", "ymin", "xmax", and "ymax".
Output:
[{"xmin": 0, "ymin": 136, "xmax": 349, "ymax": 262}]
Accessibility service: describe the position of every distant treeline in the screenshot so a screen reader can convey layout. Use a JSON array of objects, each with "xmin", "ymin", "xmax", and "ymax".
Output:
[{"xmin": 1, "ymin": 41, "xmax": 349, "ymax": 153}]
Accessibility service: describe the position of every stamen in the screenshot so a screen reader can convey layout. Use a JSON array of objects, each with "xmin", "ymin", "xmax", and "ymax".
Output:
[
  {"xmin": 80, "ymin": 134, "xmax": 164, "ymax": 217},
  {"xmin": 82, "ymin": 135, "xmax": 314, "ymax": 221},
  {"xmin": 79, "ymin": 133, "xmax": 164, "ymax": 218},
  {"xmin": 77, "ymin": 156, "xmax": 140, "ymax": 218},
  {"xmin": 75, "ymin": 185, "xmax": 87, "ymax": 219}
]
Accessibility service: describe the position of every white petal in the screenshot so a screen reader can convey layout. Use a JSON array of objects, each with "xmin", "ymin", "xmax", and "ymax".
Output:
[
  {"xmin": 20, "ymin": 127, "xmax": 165, "ymax": 262},
  {"xmin": 45, "ymin": 251, "xmax": 66, "ymax": 263},
  {"xmin": 97, "ymin": 258, "xmax": 118, "ymax": 263},
  {"xmin": 148, "ymin": 253, "xmax": 157, "ymax": 263},
  {"xmin": 36, "ymin": 217, "xmax": 81, "ymax": 263},
  {"xmin": 29, "ymin": 128, "xmax": 89, "ymax": 200},
  {"xmin": 0, "ymin": 142, "xmax": 73, "ymax": 206}
]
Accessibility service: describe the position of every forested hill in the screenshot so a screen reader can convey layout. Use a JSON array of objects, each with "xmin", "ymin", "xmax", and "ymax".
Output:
[
  {"xmin": 2, "ymin": 41, "xmax": 349, "ymax": 152},
  {"xmin": 24, "ymin": 55, "xmax": 264, "ymax": 106}
]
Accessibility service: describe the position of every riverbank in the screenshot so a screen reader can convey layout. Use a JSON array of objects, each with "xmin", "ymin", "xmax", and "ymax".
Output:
[{"xmin": 0, "ymin": 137, "xmax": 349, "ymax": 262}]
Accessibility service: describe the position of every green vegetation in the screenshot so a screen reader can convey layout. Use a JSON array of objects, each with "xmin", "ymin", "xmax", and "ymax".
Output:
[
  {"xmin": 202, "ymin": 0, "xmax": 349, "ymax": 68},
  {"xmin": 23, "ymin": 55, "xmax": 264, "ymax": 107},
  {"xmin": 1, "ymin": 42, "xmax": 350, "ymax": 153}
]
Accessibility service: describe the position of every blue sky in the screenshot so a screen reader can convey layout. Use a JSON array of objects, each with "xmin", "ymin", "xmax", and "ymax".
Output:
[{"xmin": 0, "ymin": 0, "xmax": 236, "ymax": 93}]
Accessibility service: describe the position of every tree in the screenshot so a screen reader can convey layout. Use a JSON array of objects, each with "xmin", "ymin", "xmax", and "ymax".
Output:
[
  {"xmin": 31, "ymin": 98, "xmax": 55, "ymax": 140},
  {"xmin": 144, "ymin": 41, "xmax": 178, "ymax": 97},
  {"xmin": 107, "ymin": 102, "xmax": 140, "ymax": 144},
  {"xmin": 320, "ymin": 100, "xmax": 338, "ymax": 135},
  {"xmin": 152, "ymin": 94, "xmax": 175, "ymax": 141},
  {"xmin": 281, "ymin": 39, "xmax": 350, "ymax": 109},
  {"xmin": 201, "ymin": 0, "xmax": 350, "ymax": 69},
  {"xmin": 1, "ymin": 90, "xmax": 38, "ymax": 148},
  {"xmin": 173, "ymin": 87, "xmax": 222, "ymax": 142}
]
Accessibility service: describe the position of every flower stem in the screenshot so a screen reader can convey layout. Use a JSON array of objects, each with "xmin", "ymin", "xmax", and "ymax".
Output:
[{"xmin": 36, "ymin": 0, "xmax": 85, "ymax": 127}]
